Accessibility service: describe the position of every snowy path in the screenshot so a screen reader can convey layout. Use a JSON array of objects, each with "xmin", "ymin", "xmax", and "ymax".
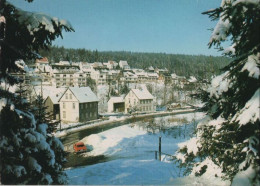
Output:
[{"xmin": 65, "ymin": 112, "xmax": 216, "ymax": 185}]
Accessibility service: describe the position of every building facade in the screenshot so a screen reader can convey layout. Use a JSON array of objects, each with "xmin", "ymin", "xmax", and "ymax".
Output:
[
  {"xmin": 59, "ymin": 87, "xmax": 99, "ymax": 123},
  {"xmin": 124, "ymin": 89, "xmax": 155, "ymax": 113}
]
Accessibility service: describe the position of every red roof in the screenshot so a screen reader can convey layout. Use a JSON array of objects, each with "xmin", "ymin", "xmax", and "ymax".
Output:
[{"xmin": 36, "ymin": 57, "xmax": 49, "ymax": 63}]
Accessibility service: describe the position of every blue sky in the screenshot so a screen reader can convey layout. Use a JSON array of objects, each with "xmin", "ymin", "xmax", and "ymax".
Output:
[{"xmin": 10, "ymin": 0, "xmax": 222, "ymax": 56}]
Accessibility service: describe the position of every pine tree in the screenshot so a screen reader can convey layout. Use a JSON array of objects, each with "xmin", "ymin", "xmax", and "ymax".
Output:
[
  {"xmin": 175, "ymin": 0, "xmax": 259, "ymax": 185},
  {"xmin": 0, "ymin": 0, "xmax": 74, "ymax": 184}
]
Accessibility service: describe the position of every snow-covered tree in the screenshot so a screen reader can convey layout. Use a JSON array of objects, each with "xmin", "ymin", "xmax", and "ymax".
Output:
[
  {"xmin": 0, "ymin": 0, "xmax": 73, "ymax": 184},
  {"xmin": 175, "ymin": 0, "xmax": 259, "ymax": 185}
]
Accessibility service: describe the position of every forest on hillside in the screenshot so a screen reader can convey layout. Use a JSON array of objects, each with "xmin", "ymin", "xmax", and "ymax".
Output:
[{"xmin": 39, "ymin": 46, "xmax": 230, "ymax": 79}]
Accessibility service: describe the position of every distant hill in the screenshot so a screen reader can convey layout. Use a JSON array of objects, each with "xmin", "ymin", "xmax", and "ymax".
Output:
[{"xmin": 39, "ymin": 46, "xmax": 230, "ymax": 79}]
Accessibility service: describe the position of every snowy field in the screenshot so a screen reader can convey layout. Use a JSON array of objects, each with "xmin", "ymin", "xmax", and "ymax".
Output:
[{"xmin": 64, "ymin": 112, "xmax": 228, "ymax": 185}]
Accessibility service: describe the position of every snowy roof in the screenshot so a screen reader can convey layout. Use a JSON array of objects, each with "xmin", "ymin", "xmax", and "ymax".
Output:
[
  {"xmin": 35, "ymin": 86, "xmax": 66, "ymax": 100},
  {"xmin": 58, "ymin": 61, "xmax": 70, "ymax": 65},
  {"xmin": 171, "ymin": 73, "xmax": 178, "ymax": 78},
  {"xmin": 108, "ymin": 97, "xmax": 125, "ymax": 103},
  {"xmin": 48, "ymin": 93, "xmax": 63, "ymax": 104},
  {"xmin": 131, "ymin": 89, "xmax": 154, "ymax": 100},
  {"xmin": 188, "ymin": 76, "xmax": 197, "ymax": 83},
  {"xmin": 119, "ymin": 60, "xmax": 129, "ymax": 66},
  {"xmin": 61, "ymin": 87, "xmax": 99, "ymax": 103},
  {"xmin": 148, "ymin": 66, "xmax": 154, "ymax": 71},
  {"xmin": 93, "ymin": 62, "xmax": 103, "ymax": 67}
]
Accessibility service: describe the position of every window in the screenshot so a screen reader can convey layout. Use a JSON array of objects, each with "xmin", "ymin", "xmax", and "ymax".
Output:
[
  {"xmin": 63, "ymin": 111, "xmax": 66, "ymax": 118},
  {"xmin": 63, "ymin": 102, "xmax": 66, "ymax": 109},
  {"xmin": 73, "ymin": 103, "xmax": 75, "ymax": 109},
  {"xmin": 90, "ymin": 112, "xmax": 92, "ymax": 117},
  {"xmin": 86, "ymin": 104, "xmax": 88, "ymax": 109},
  {"xmin": 70, "ymin": 94, "xmax": 72, "ymax": 99},
  {"xmin": 65, "ymin": 93, "xmax": 68, "ymax": 99}
]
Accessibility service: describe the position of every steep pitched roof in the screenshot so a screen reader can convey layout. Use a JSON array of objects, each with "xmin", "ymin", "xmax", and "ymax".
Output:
[
  {"xmin": 43, "ymin": 87, "xmax": 66, "ymax": 104},
  {"xmin": 48, "ymin": 94, "xmax": 62, "ymax": 104},
  {"xmin": 131, "ymin": 89, "xmax": 154, "ymax": 100},
  {"xmin": 69, "ymin": 87, "xmax": 98, "ymax": 103},
  {"xmin": 108, "ymin": 97, "xmax": 124, "ymax": 103},
  {"xmin": 119, "ymin": 60, "xmax": 128, "ymax": 66},
  {"xmin": 59, "ymin": 87, "xmax": 98, "ymax": 103}
]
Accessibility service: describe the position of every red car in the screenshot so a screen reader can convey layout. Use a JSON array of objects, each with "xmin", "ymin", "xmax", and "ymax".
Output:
[{"xmin": 73, "ymin": 142, "xmax": 87, "ymax": 153}]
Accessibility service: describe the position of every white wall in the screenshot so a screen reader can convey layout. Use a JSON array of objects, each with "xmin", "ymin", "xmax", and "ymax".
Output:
[
  {"xmin": 125, "ymin": 90, "xmax": 139, "ymax": 113},
  {"xmin": 60, "ymin": 89, "xmax": 79, "ymax": 123},
  {"xmin": 107, "ymin": 100, "xmax": 114, "ymax": 113}
]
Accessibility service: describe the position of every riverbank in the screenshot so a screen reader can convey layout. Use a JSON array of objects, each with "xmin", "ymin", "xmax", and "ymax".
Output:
[
  {"xmin": 65, "ymin": 112, "xmax": 220, "ymax": 185},
  {"xmin": 55, "ymin": 108, "xmax": 196, "ymax": 139}
]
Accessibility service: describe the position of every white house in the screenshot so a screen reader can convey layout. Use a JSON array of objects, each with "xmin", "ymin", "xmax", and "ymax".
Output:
[
  {"xmin": 59, "ymin": 87, "xmax": 99, "ymax": 123},
  {"xmin": 119, "ymin": 60, "xmax": 130, "ymax": 70},
  {"xmin": 125, "ymin": 88, "xmax": 155, "ymax": 113},
  {"xmin": 108, "ymin": 97, "xmax": 125, "ymax": 113}
]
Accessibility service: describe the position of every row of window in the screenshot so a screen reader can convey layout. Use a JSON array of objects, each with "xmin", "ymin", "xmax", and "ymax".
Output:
[
  {"xmin": 62, "ymin": 111, "xmax": 97, "ymax": 119},
  {"xmin": 80, "ymin": 103, "xmax": 95, "ymax": 109},
  {"xmin": 140, "ymin": 100, "xmax": 152, "ymax": 104},
  {"xmin": 63, "ymin": 102, "xmax": 75, "ymax": 109},
  {"xmin": 141, "ymin": 106, "xmax": 152, "ymax": 111},
  {"xmin": 128, "ymin": 99, "xmax": 152, "ymax": 104},
  {"xmin": 80, "ymin": 112, "xmax": 97, "ymax": 119},
  {"xmin": 55, "ymin": 74, "xmax": 90, "ymax": 78}
]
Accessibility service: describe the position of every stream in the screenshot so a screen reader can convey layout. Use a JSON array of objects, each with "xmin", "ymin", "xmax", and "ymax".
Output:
[{"xmin": 65, "ymin": 112, "xmax": 205, "ymax": 185}]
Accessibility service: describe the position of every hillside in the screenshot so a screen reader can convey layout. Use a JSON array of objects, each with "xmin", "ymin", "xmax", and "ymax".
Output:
[{"xmin": 39, "ymin": 46, "xmax": 230, "ymax": 79}]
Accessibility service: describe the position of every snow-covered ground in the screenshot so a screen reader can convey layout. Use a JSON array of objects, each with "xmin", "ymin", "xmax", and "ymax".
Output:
[{"xmin": 64, "ymin": 112, "xmax": 228, "ymax": 185}]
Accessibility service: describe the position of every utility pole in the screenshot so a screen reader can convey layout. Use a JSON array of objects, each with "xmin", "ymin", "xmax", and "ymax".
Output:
[
  {"xmin": 159, "ymin": 136, "xmax": 161, "ymax": 161},
  {"xmin": 40, "ymin": 79, "xmax": 43, "ymax": 97}
]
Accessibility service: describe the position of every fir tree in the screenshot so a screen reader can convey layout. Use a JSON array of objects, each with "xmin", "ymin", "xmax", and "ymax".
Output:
[
  {"xmin": 175, "ymin": 0, "xmax": 259, "ymax": 185},
  {"xmin": 0, "ymin": 0, "xmax": 74, "ymax": 184}
]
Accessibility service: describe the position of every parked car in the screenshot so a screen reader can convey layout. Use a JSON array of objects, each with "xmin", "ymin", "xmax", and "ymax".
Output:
[{"xmin": 73, "ymin": 142, "xmax": 87, "ymax": 153}]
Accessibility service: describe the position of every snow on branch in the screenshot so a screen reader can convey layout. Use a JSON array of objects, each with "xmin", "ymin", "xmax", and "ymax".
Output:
[
  {"xmin": 28, "ymin": 157, "xmax": 42, "ymax": 173},
  {"xmin": 241, "ymin": 54, "xmax": 260, "ymax": 79},
  {"xmin": 191, "ymin": 158, "xmax": 224, "ymax": 178},
  {"xmin": 209, "ymin": 16, "xmax": 231, "ymax": 45},
  {"xmin": 232, "ymin": 88, "xmax": 260, "ymax": 126},
  {"xmin": 15, "ymin": 60, "xmax": 30, "ymax": 73},
  {"xmin": 232, "ymin": 0, "xmax": 260, "ymax": 6},
  {"xmin": 15, "ymin": 8, "xmax": 74, "ymax": 35},
  {"xmin": 208, "ymin": 71, "xmax": 231, "ymax": 98}
]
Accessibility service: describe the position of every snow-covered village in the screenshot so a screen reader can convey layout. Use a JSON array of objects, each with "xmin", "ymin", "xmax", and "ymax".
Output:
[{"xmin": 0, "ymin": 0, "xmax": 259, "ymax": 185}]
